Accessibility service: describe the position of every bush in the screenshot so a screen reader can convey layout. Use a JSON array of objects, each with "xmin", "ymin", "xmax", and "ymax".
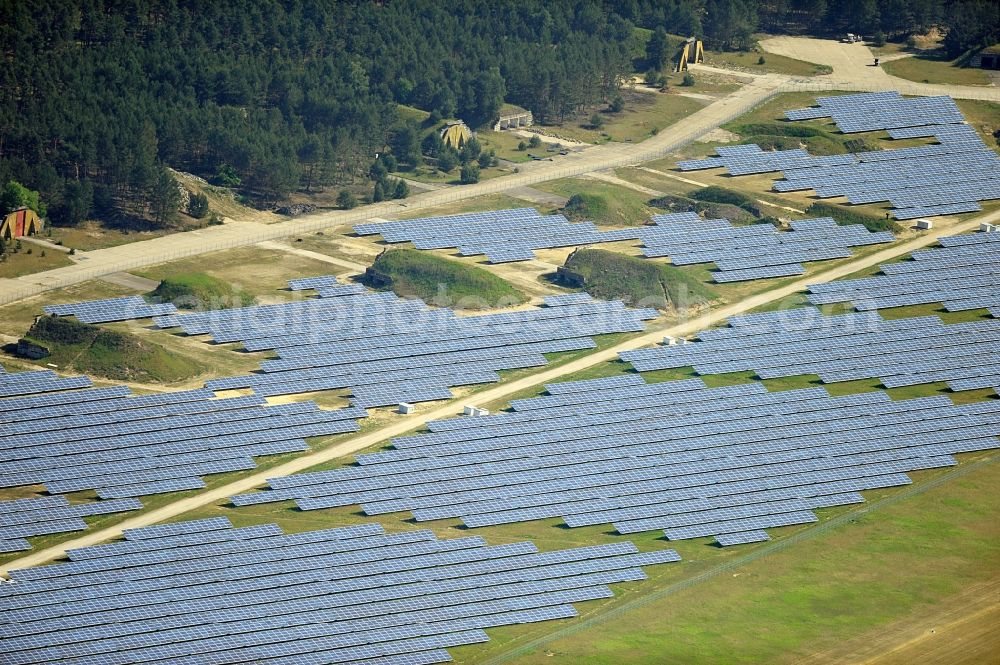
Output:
[
  {"xmin": 213, "ymin": 164, "xmax": 241, "ymax": 187},
  {"xmin": 905, "ymin": 35, "xmax": 917, "ymax": 49},
  {"xmin": 148, "ymin": 272, "xmax": 256, "ymax": 310},
  {"xmin": 527, "ymin": 135, "xmax": 542, "ymax": 149},
  {"xmin": 459, "ymin": 163, "xmax": 480, "ymax": 184},
  {"xmin": 609, "ymin": 95, "xmax": 625, "ymax": 113},
  {"xmin": 187, "ymin": 191, "xmax": 209, "ymax": 218},
  {"xmin": 806, "ymin": 201, "xmax": 902, "ymax": 233},
  {"xmin": 337, "ymin": 190, "xmax": 357, "ymax": 209},
  {"xmin": 362, "ymin": 248, "xmax": 526, "ymax": 309},
  {"xmin": 437, "ymin": 149, "xmax": 458, "ymax": 172},
  {"xmin": 681, "ymin": 72, "xmax": 695, "ymax": 86},
  {"xmin": 588, "ymin": 113, "xmax": 604, "ymax": 129},
  {"xmin": 393, "ymin": 179, "xmax": 409, "ymax": 199},
  {"xmin": 730, "ymin": 123, "xmax": 827, "ymax": 138},
  {"xmin": 757, "ymin": 55, "xmax": 766, "ymax": 65},
  {"xmin": 517, "ymin": 140, "xmax": 527, "ymax": 151},
  {"xmin": 872, "ymin": 31, "xmax": 886, "ymax": 47},
  {"xmin": 557, "ymin": 248, "xmax": 716, "ymax": 310}
]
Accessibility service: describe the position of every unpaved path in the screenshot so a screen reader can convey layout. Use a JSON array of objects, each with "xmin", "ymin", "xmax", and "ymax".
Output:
[
  {"xmin": 2, "ymin": 209, "xmax": 993, "ymax": 577},
  {"xmin": 585, "ymin": 171, "xmax": 666, "ymax": 197},
  {"xmin": 760, "ymin": 36, "xmax": 999, "ymax": 99},
  {"xmin": 255, "ymin": 240, "xmax": 368, "ymax": 273}
]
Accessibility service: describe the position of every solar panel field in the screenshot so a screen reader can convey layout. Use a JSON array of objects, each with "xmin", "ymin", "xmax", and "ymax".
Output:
[{"xmin": 1, "ymin": 84, "xmax": 998, "ymax": 664}]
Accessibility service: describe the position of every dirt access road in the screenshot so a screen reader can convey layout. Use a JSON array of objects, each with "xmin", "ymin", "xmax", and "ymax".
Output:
[{"xmin": 3, "ymin": 209, "xmax": 995, "ymax": 577}]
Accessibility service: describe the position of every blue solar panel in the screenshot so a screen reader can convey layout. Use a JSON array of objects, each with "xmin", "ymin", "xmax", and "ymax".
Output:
[{"xmin": 0, "ymin": 519, "xmax": 679, "ymax": 664}]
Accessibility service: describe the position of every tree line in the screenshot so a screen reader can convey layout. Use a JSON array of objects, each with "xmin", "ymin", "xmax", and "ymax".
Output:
[{"xmin": 2, "ymin": 1, "xmax": 995, "ymax": 228}]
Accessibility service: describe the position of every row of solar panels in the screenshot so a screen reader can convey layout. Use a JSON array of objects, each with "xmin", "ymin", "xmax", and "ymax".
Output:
[
  {"xmin": 807, "ymin": 233, "xmax": 1000, "ymax": 311},
  {"xmin": 621, "ymin": 304, "xmax": 1000, "ymax": 392},
  {"xmin": 155, "ymin": 288, "xmax": 656, "ymax": 407},
  {"xmin": 0, "ymin": 518, "xmax": 679, "ymax": 665},
  {"xmin": 232, "ymin": 375, "xmax": 1000, "ymax": 545},
  {"xmin": 355, "ymin": 208, "xmax": 645, "ymax": 263},
  {"xmin": 635, "ymin": 215, "xmax": 893, "ymax": 282},
  {"xmin": 682, "ymin": 92, "xmax": 999, "ymax": 218}
]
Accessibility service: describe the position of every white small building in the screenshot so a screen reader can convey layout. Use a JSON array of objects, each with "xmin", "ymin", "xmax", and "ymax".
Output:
[
  {"xmin": 915, "ymin": 219, "xmax": 933, "ymax": 230},
  {"xmin": 980, "ymin": 223, "xmax": 997, "ymax": 232},
  {"xmin": 397, "ymin": 402, "xmax": 415, "ymax": 414},
  {"xmin": 663, "ymin": 336, "xmax": 678, "ymax": 346}
]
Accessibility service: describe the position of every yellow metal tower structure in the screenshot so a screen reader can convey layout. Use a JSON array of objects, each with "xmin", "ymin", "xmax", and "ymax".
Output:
[{"xmin": 675, "ymin": 38, "xmax": 704, "ymax": 72}]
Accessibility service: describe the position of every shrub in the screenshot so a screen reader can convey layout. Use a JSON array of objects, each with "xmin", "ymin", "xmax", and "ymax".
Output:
[
  {"xmin": 187, "ymin": 192, "xmax": 209, "ymax": 218},
  {"xmin": 588, "ymin": 113, "xmax": 604, "ymax": 129},
  {"xmin": 681, "ymin": 72, "xmax": 695, "ymax": 86},
  {"xmin": 609, "ymin": 95, "xmax": 625, "ymax": 113},
  {"xmin": 437, "ymin": 149, "xmax": 458, "ymax": 172},
  {"xmin": 337, "ymin": 190, "xmax": 357, "ymax": 209},
  {"xmin": 527, "ymin": 135, "xmax": 542, "ymax": 149},
  {"xmin": 459, "ymin": 163, "xmax": 480, "ymax": 184},
  {"xmin": 757, "ymin": 55, "xmax": 766, "ymax": 65},
  {"xmin": 517, "ymin": 140, "xmax": 527, "ymax": 151}
]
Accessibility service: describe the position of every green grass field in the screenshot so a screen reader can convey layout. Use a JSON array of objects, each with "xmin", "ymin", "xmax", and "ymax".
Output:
[
  {"xmin": 704, "ymin": 49, "xmax": 832, "ymax": 77},
  {"xmin": 540, "ymin": 91, "xmax": 706, "ymax": 145},
  {"xmin": 883, "ymin": 54, "xmax": 991, "ymax": 86},
  {"xmin": 0, "ymin": 244, "xmax": 73, "ymax": 278}
]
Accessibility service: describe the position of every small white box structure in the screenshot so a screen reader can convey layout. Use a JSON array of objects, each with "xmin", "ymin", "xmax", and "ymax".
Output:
[
  {"xmin": 981, "ymin": 223, "xmax": 997, "ymax": 233},
  {"xmin": 663, "ymin": 336, "xmax": 678, "ymax": 346},
  {"xmin": 680, "ymin": 338, "xmax": 690, "ymax": 345},
  {"xmin": 397, "ymin": 402, "xmax": 415, "ymax": 414},
  {"xmin": 915, "ymin": 219, "xmax": 933, "ymax": 230},
  {"xmin": 463, "ymin": 406, "xmax": 490, "ymax": 417}
]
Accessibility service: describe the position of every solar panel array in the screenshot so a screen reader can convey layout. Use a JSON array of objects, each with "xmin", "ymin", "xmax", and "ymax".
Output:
[
  {"xmin": 0, "ymin": 518, "xmax": 679, "ymax": 664},
  {"xmin": 157, "ymin": 286, "xmax": 656, "ymax": 408},
  {"xmin": 44, "ymin": 296, "xmax": 177, "ymax": 324},
  {"xmin": 0, "ymin": 496, "xmax": 143, "ymax": 553},
  {"xmin": 353, "ymin": 208, "xmax": 643, "ymax": 263},
  {"xmin": 679, "ymin": 92, "xmax": 1000, "ymax": 219},
  {"xmin": 621, "ymin": 307, "xmax": 1000, "ymax": 392},
  {"xmin": 807, "ymin": 233, "xmax": 1000, "ymax": 312},
  {"xmin": 0, "ymin": 364, "xmax": 364, "ymax": 504},
  {"xmin": 288, "ymin": 275, "xmax": 340, "ymax": 291},
  {"xmin": 783, "ymin": 92, "xmax": 964, "ymax": 132},
  {"xmin": 231, "ymin": 376, "xmax": 1000, "ymax": 544},
  {"xmin": 0, "ymin": 370, "xmax": 92, "ymax": 398},
  {"xmin": 635, "ymin": 214, "xmax": 893, "ymax": 282}
]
